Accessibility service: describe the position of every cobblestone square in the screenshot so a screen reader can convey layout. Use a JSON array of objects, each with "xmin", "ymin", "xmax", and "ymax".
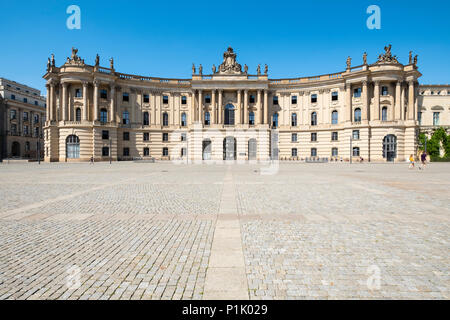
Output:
[{"xmin": 0, "ymin": 162, "xmax": 448, "ymax": 299}]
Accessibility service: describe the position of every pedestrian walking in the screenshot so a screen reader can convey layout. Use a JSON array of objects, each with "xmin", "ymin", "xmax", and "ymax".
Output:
[
  {"xmin": 419, "ymin": 151, "xmax": 427, "ymax": 170},
  {"xmin": 90, "ymin": 156, "xmax": 94, "ymax": 164},
  {"xmin": 408, "ymin": 154, "xmax": 415, "ymax": 169}
]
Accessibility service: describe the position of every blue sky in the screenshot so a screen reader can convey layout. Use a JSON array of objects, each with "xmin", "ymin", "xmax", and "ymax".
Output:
[{"xmin": 1, "ymin": 0, "xmax": 449, "ymax": 94}]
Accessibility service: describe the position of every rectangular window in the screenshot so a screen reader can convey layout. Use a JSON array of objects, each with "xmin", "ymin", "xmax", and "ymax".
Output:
[
  {"xmin": 181, "ymin": 96, "xmax": 187, "ymax": 105},
  {"xmin": 100, "ymin": 89, "xmax": 108, "ymax": 99},
  {"xmin": 143, "ymin": 132, "xmax": 149, "ymax": 141},
  {"xmin": 311, "ymin": 132, "xmax": 317, "ymax": 142},
  {"xmin": 332, "ymin": 132, "xmax": 338, "ymax": 141},
  {"xmin": 332, "ymin": 91, "xmax": 338, "ymax": 101},
  {"xmin": 353, "ymin": 88, "xmax": 362, "ymax": 98},
  {"xmin": 181, "ymin": 147, "xmax": 187, "ymax": 156},
  {"xmin": 433, "ymin": 112, "xmax": 440, "ymax": 126},
  {"xmin": 181, "ymin": 133, "xmax": 186, "ymax": 141},
  {"xmin": 352, "ymin": 130, "xmax": 360, "ymax": 140},
  {"xmin": 123, "ymin": 93, "xmax": 129, "ymax": 102},
  {"xmin": 273, "ymin": 96, "xmax": 278, "ymax": 105},
  {"xmin": 143, "ymin": 94, "xmax": 149, "ymax": 103},
  {"xmin": 75, "ymin": 88, "xmax": 82, "ymax": 98},
  {"xmin": 34, "ymin": 127, "xmax": 39, "ymax": 138},
  {"xmin": 353, "ymin": 147, "xmax": 360, "ymax": 157},
  {"xmin": 250, "ymin": 95, "xmax": 255, "ymax": 104},
  {"xmin": 102, "ymin": 147, "xmax": 109, "ymax": 157},
  {"xmin": 11, "ymin": 94, "xmax": 15, "ymax": 100},
  {"xmin": 311, "ymin": 148, "xmax": 317, "ymax": 157},
  {"xmin": 418, "ymin": 112, "xmax": 422, "ymax": 125},
  {"xmin": 35, "ymin": 101, "xmax": 38, "ymax": 106},
  {"xmin": 163, "ymin": 96, "xmax": 169, "ymax": 104},
  {"xmin": 10, "ymin": 110, "xmax": 16, "ymax": 119},
  {"xmin": 23, "ymin": 112, "xmax": 28, "ymax": 121},
  {"xmin": 24, "ymin": 125, "xmax": 29, "ymax": 135},
  {"xmin": 292, "ymin": 148, "xmax": 298, "ymax": 157},
  {"xmin": 205, "ymin": 95, "xmax": 211, "ymax": 104},
  {"xmin": 163, "ymin": 132, "xmax": 169, "ymax": 142},
  {"xmin": 163, "ymin": 147, "xmax": 169, "ymax": 156},
  {"xmin": 381, "ymin": 86, "xmax": 389, "ymax": 96},
  {"xmin": 311, "ymin": 94, "xmax": 317, "ymax": 103},
  {"xmin": 291, "ymin": 96, "xmax": 297, "ymax": 104},
  {"xmin": 23, "ymin": 98, "xmax": 28, "ymax": 103},
  {"xmin": 123, "ymin": 132, "xmax": 130, "ymax": 141},
  {"xmin": 332, "ymin": 148, "xmax": 338, "ymax": 157},
  {"xmin": 291, "ymin": 133, "xmax": 297, "ymax": 142},
  {"xmin": 102, "ymin": 130, "xmax": 109, "ymax": 140},
  {"xmin": 123, "ymin": 147, "xmax": 130, "ymax": 156},
  {"xmin": 143, "ymin": 148, "xmax": 150, "ymax": 156}
]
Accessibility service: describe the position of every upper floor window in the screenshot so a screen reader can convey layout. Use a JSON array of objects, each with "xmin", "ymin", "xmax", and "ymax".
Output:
[
  {"xmin": 34, "ymin": 114, "xmax": 39, "ymax": 123},
  {"xmin": 311, "ymin": 112, "xmax": 317, "ymax": 126},
  {"xmin": 249, "ymin": 112, "xmax": 255, "ymax": 125},
  {"xmin": 273, "ymin": 96, "xmax": 278, "ymax": 105},
  {"xmin": 204, "ymin": 112, "xmax": 210, "ymax": 125},
  {"xmin": 331, "ymin": 110, "xmax": 338, "ymax": 124},
  {"xmin": 352, "ymin": 130, "xmax": 360, "ymax": 140},
  {"xmin": 11, "ymin": 94, "xmax": 15, "ymax": 100},
  {"xmin": 123, "ymin": 92, "xmax": 129, "ymax": 102},
  {"xmin": 353, "ymin": 87, "xmax": 362, "ymax": 98},
  {"xmin": 163, "ymin": 95, "xmax": 169, "ymax": 104},
  {"xmin": 272, "ymin": 113, "xmax": 278, "ymax": 128},
  {"xmin": 123, "ymin": 132, "xmax": 130, "ymax": 141},
  {"xmin": 181, "ymin": 96, "xmax": 187, "ymax": 105},
  {"xmin": 76, "ymin": 108, "xmax": 81, "ymax": 121},
  {"xmin": 23, "ymin": 98, "xmax": 28, "ymax": 103},
  {"xmin": 205, "ymin": 95, "xmax": 211, "ymax": 104},
  {"xmin": 75, "ymin": 88, "xmax": 82, "ymax": 98},
  {"xmin": 433, "ymin": 112, "xmax": 440, "ymax": 126},
  {"xmin": 35, "ymin": 101, "xmax": 38, "ymax": 106},
  {"xmin": 143, "ymin": 112, "xmax": 149, "ymax": 126},
  {"xmin": 354, "ymin": 108, "xmax": 361, "ymax": 122},
  {"xmin": 332, "ymin": 91, "xmax": 338, "ymax": 101},
  {"xmin": 381, "ymin": 86, "xmax": 389, "ymax": 96},
  {"xmin": 10, "ymin": 110, "xmax": 16, "ymax": 119},
  {"xmin": 101, "ymin": 108, "xmax": 108, "ymax": 124},
  {"xmin": 143, "ymin": 94, "xmax": 149, "ymax": 103},
  {"xmin": 102, "ymin": 130, "xmax": 109, "ymax": 140},
  {"xmin": 100, "ymin": 89, "xmax": 108, "ymax": 99},
  {"xmin": 291, "ymin": 133, "xmax": 297, "ymax": 142},
  {"xmin": 181, "ymin": 113, "xmax": 187, "ymax": 126},
  {"xmin": 250, "ymin": 95, "xmax": 255, "ymax": 104},
  {"xmin": 311, "ymin": 132, "xmax": 317, "ymax": 142},
  {"xmin": 291, "ymin": 96, "xmax": 297, "ymax": 104},
  {"xmin": 291, "ymin": 113, "xmax": 297, "ymax": 126},
  {"xmin": 23, "ymin": 112, "xmax": 29, "ymax": 121},
  {"xmin": 181, "ymin": 133, "xmax": 187, "ymax": 141},
  {"xmin": 163, "ymin": 112, "xmax": 169, "ymax": 126},
  {"xmin": 122, "ymin": 111, "xmax": 129, "ymax": 125},
  {"xmin": 143, "ymin": 132, "xmax": 149, "ymax": 141},
  {"xmin": 34, "ymin": 127, "xmax": 39, "ymax": 138},
  {"xmin": 332, "ymin": 132, "xmax": 338, "ymax": 141},
  {"xmin": 418, "ymin": 112, "xmax": 422, "ymax": 125},
  {"xmin": 381, "ymin": 107, "xmax": 388, "ymax": 121},
  {"xmin": 311, "ymin": 94, "xmax": 317, "ymax": 103}
]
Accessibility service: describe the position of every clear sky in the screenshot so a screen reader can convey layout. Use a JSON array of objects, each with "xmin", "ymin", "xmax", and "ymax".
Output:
[{"xmin": 1, "ymin": 0, "xmax": 449, "ymax": 95}]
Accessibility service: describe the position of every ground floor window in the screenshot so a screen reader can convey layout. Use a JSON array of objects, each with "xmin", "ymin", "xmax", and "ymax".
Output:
[
  {"xmin": 353, "ymin": 147, "xmax": 360, "ymax": 157},
  {"xmin": 102, "ymin": 147, "xmax": 109, "ymax": 157},
  {"xmin": 311, "ymin": 148, "xmax": 317, "ymax": 157},
  {"xmin": 163, "ymin": 147, "xmax": 169, "ymax": 156},
  {"xmin": 181, "ymin": 147, "xmax": 187, "ymax": 157},
  {"xmin": 292, "ymin": 148, "xmax": 297, "ymax": 157},
  {"xmin": 123, "ymin": 147, "xmax": 130, "ymax": 156},
  {"xmin": 332, "ymin": 147, "xmax": 338, "ymax": 157},
  {"xmin": 144, "ymin": 147, "xmax": 149, "ymax": 156}
]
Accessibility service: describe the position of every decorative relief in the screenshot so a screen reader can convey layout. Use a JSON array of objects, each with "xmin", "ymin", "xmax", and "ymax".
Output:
[{"xmin": 218, "ymin": 47, "xmax": 242, "ymax": 74}]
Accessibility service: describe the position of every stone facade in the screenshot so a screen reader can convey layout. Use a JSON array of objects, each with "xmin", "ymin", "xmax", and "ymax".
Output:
[
  {"xmin": 43, "ymin": 46, "xmax": 440, "ymax": 162},
  {"xmin": 0, "ymin": 78, "xmax": 46, "ymax": 161}
]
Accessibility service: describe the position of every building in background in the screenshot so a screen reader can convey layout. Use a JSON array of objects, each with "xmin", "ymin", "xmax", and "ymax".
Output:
[
  {"xmin": 43, "ymin": 46, "xmax": 449, "ymax": 162},
  {"xmin": 0, "ymin": 78, "xmax": 46, "ymax": 161}
]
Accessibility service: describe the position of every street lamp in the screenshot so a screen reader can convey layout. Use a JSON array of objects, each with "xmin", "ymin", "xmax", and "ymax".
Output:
[{"xmin": 109, "ymin": 138, "xmax": 112, "ymax": 164}]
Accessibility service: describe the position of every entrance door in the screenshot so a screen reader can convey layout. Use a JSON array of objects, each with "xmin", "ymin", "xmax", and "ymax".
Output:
[
  {"xmin": 248, "ymin": 139, "xmax": 257, "ymax": 160},
  {"xmin": 383, "ymin": 135, "xmax": 397, "ymax": 161},
  {"xmin": 11, "ymin": 142, "xmax": 20, "ymax": 157},
  {"xmin": 202, "ymin": 139, "xmax": 212, "ymax": 160},
  {"xmin": 224, "ymin": 104, "xmax": 235, "ymax": 125},
  {"xmin": 223, "ymin": 137, "xmax": 236, "ymax": 160}
]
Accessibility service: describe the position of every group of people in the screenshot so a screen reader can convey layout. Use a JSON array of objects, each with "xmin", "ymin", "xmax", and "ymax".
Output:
[{"xmin": 409, "ymin": 151, "xmax": 428, "ymax": 170}]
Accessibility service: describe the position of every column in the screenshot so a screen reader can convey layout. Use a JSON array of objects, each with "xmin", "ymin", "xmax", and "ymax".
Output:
[
  {"xmin": 408, "ymin": 81, "xmax": 415, "ymax": 120},
  {"xmin": 62, "ymin": 83, "xmax": 68, "ymax": 121},
  {"xmin": 189, "ymin": 92, "xmax": 194, "ymax": 125},
  {"xmin": 395, "ymin": 81, "xmax": 401, "ymax": 120},
  {"xmin": 243, "ymin": 90, "xmax": 249, "ymax": 125},
  {"xmin": 211, "ymin": 90, "xmax": 216, "ymax": 125},
  {"xmin": 82, "ymin": 81, "xmax": 88, "ymax": 121},
  {"xmin": 362, "ymin": 81, "xmax": 368, "ymax": 121},
  {"xmin": 49, "ymin": 82, "xmax": 55, "ymax": 121},
  {"xmin": 218, "ymin": 90, "xmax": 223, "ymax": 124},
  {"xmin": 401, "ymin": 83, "xmax": 406, "ymax": 120},
  {"xmin": 110, "ymin": 85, "xmax": 116, "ymax": 123},
  {"xmin": 263, "ymin": 90, "xmax": 268, "ymax": 125},
  {"xmin": 198, "ymin": 90, "xmax": 203, "ymax": 124},
  {"xmin": 236, "ymin": 90, "xmax": 241, "ymax": 124},
  {"xmin": 345, "ymin": 83, "xmax": 352, "ymax": 122},
  {"xmin": 257, "ymin": 90, "xmax": 262, "ymax": 125},
  {"xmin": 93, "ymin": 80, "xmax": 99, "ymax": 121},
  {"xmin": 45, "ymin": 84, "xmax": 50, "ymax": 122},
  {"xmin": 374, "ymin": 81, "xmax": 380, "ymax": 120},
  {"xmin": 151, "ymin": 92, "xmax": 156, "ymax": 125}
]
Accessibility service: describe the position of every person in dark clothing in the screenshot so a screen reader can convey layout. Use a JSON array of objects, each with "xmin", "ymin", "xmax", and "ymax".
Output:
[{"xmin": 419, "ymin": 151, "xmax": 427, "ymax": 170}]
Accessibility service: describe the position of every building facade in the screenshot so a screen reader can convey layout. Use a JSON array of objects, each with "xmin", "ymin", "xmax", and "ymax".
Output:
[
  {"xmin": 0, "ymin": 78, "xmax": 46, "ymax": 161},
  {"xmin": 44, "ymin": 46, "xmax": 446, "ymax": 163}
]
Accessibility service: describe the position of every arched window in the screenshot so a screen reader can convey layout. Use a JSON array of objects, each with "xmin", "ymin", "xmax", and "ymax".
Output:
[
  {"xmin": 163, "ymin": 112, "xmax": 169, "ymax": 126},
  {"xmin": 143, "ymin": 112, "xmax": 149, "ymax": 125},
  {"xmin": 122, "ymin": 111, "xmax": 129, "ymax": 125},
  {"xmin": 272, "ymin": 113, "xmax": 278, "ymax": 128},
  {"xmin": 66, "ymin": 135, "xmax": 80, "ymax": 159},
  {"xmin": 76, "ymin": 108, "xmax": 81, "ymax": 121},
  {"xmin": 291, "ymin": 113, "xmax": 297, "ymax": 126},
  {"xmin": 224, "ymin": 104, "xmax": 235, "ymax": 125},
  {"xmin": 354, "ymin": 108, "xmax": 361, "ymax": 122},
  {"xmin": 331, "ymin": 110, "xmax": 338, "ymax": 124},
  {"xmin": 249, "ymin": 112, "xmax": 255, "ymax": 125},
  {"xmin": 381, "ymin": 107, "xmax": 388, "ymax": 121},
  {"xmin": 204, "ymin": 112, "xmax": 210, "ymax": 125},
  {"xmin": 181, "ymin": 113, "xmax": 187, "ymax": 126},
  {"xmin": 311, "ymin": 112, "xmax": 317, "ymax": 126},
  {"xmin": 100, "ymin": 108, "xmax": 108, "ymax": 124}
]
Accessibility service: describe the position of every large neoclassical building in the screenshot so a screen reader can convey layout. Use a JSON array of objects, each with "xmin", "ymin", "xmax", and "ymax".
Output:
[{"xmin": 43, "ymin": 46, "xmax": 444, "ymax": 162}]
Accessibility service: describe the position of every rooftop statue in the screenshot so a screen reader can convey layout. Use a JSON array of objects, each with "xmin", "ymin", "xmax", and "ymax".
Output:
[
  {"xmin": 346, "ymin": 56, "xmax": 352, "ymax": 69},
  {"xmin": 363, "ymin": 52, "xmax": 367, "ymax": 65},
  {"xmin": 376, "ymin": 44, "xmax": 399, "ymax": 64},
  {"xmin": 95, "ymin": 54, "xmax": 100, "ymax": 67},
  {"xmin": 264, "ymin": 64, "xmax": 268, "ymax": 75},
  {"xmin": 66, "ymin": 47, "xmax": 85, "ymax": 65},
  {"xmin": 218, "ymin": 47, "xmax": 242, "ymax": 74},
  {"xmin": 192, "ymin": 63, "xmax": 196, "ymax": 74}
]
